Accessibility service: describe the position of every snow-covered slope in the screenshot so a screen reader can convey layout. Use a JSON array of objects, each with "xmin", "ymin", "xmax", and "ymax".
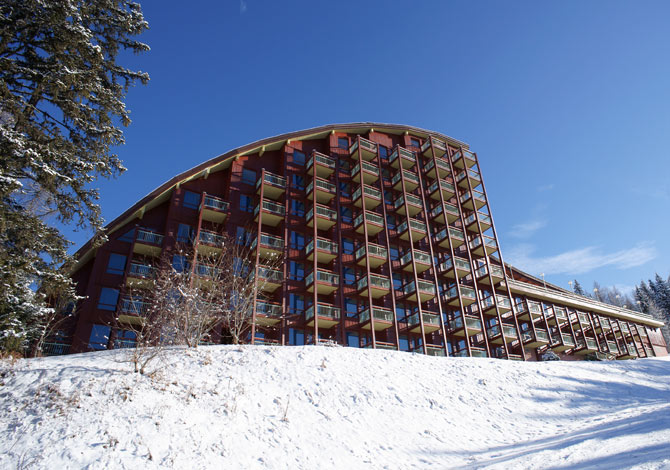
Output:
[{"xmin": 1, "ymin": 346, "xmax": 669, "ymax": 469}]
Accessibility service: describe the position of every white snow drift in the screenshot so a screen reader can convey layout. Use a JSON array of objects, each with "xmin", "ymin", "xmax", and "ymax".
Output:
[{"xmin": 1, "ymin": 346, "xmax": 669, "ymax": 469}]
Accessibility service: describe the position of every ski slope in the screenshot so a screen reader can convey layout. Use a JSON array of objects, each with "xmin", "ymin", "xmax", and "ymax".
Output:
[{"xmin": 1, "ymin": 346, "xmax": 669, "ymax": 469}]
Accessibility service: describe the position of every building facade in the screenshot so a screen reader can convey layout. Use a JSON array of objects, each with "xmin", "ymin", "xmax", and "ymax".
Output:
[{"xmin": 54, "ymin": 123, "xmax": 667, "ymax": 360}]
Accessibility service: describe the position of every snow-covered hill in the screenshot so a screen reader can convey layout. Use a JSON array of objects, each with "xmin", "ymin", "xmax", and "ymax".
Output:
[{"xmin": 1, "ymin": 346, "xmax": 669, "ymax": 469}]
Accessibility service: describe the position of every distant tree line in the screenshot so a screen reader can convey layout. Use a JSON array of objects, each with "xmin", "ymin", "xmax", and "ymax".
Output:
[{"xmin": 571, "ymin": 274, "xmax": 670, "ymax": 349}]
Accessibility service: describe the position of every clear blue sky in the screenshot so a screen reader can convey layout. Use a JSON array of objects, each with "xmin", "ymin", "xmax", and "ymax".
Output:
[{"xmin": 67, "ymin": 0, "xmax": 670, "ymax": 296}]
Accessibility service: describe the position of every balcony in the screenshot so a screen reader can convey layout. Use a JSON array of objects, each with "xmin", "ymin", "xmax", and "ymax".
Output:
[
  {"xmin": 617, "ymin": 343, "xmax": 638, "ymax": 359},
  {"xmin": 391, "ymin": 170, "xmax": 420, "ymax": 191},
  {"xmin": 355, "ymin": 243, "xmax": 387, "ymax": 268},
  {"xmin": 486, "ymin": 324, "xmax": 518, "ymax": 344},
  {"xmin": 394, "ymin": 194, "xmax": 423, "ymax": 217},
  {"xmin": 193, "ymin": 263, "xmax": 220, "ymax": 287},
  {"xmin": 254, "ymin": 199, "xmax": 286, "ymax": 227},
  {"xmin": 460, "ymin": 189, "xmax": 487, "ymax": 211},
  {"xmin": 250, "ymin": 233, "xmax": 283, "ymax": 259},
  {"xmin": 429, "ymin": 202, "xmax": 460, "ymax": 225},
  {"xmin": 306, "ymin": 204, "xmax": 337, "ymax": 230},
  {"xmin": 305, "ymin": 303, "xmax": 341, "ymax": 329},
  {"xmin": 118, "ymin": 297, "xmax": 150, "ymax": 324},
  {"xmin": 445, "ymin": 285, "xmax": 477, "ymax": 306},
  {"xmin": 427, "ymin": 179, "xmax": 456, "ymax": 201},
  {"xmin": 305, "ymin": 269, "xmax": 339, "ymax": 295},
  {"xmin": 575, "ymin": 337, "xmax": 599, "ymax": 355},
  {"xmin": 389, "ymin": 146, "xmax": 416, "ymax": 169},
  {"xmin": 475, "ymin": 264, "xmax": 504, "ymax": 285},
  {"xmin": 306, "ymin": 238, "xmax": 338, "ymax": 263},
  {"xmin": 426, "ymin": 345, "xmax": 446, "ymax": 357},
  {"xmin": 453, "ymin": 347, "xmax": 488, "ymax": 358},
  {"xmin": 403, "ymin": 280, "xmax": 437, "ymax": 303},
  {"xmin": 423, "ymin": 157, "xmax": 451, "ymax": 179},
  {"xmin": 407, "ymin": 311, "xmax": 441, "ymax": 333},
  {"xmin": 421, "ymin": 137, "xmax": 447, "ymax": 158},
  {"xmin": 595, "ymin": 318, "xmax": 612, "ymax": 334},
  {"xmin": 134, "ymin": 229, "xmax": 163, "ymax": 257},
  {"xmin": 451, "ymin": 149, "xmax": 477, "ymax": 169},
  {"xmin": 200, "ymin": 195, "xmax": 230, "ymax": 223},
  {"xmin": 359, "ymin": 306, "xmax": 394, "ymax": 331},
  {"xmin": 352, "ymin": 185, "xmax": 382, "ymax": 209},
  {"xmin": 256, "ymin": 172, "xmax": 287, "ymax": 200},
  {"xmin": 547, "ymin": 307, "xmax": 568, "ymax": 325},
  {"xmin": 351, "ymin": 161, "xmax": 380, "ymax": 184},
  {"xmin": 469, "ymin": 235, "xmax": 497, "ymax": 256},
  {"xmin": 306, "ymin": 151, "xmax": 336, "ymax": 178},
  {"xmin": 254, "ymin": 300, "xmax": 282, "ymax": 327},
  {"xmin": 448, "ymin": 315, "xmax": 482, "ymax": 337},
  {"xmin": 354, "ymin": 211, "xmax": 385, "ymax": 236},
  {"xmin": 607, "ymin": 340, "xmax": 619, "ymax": 354},
  {"xmin": 481, "ymin": 294, "xmax": 512, "ymax": 314},
  {"xmin": 521, "ymin": 328, "xmax": 550, "ymax": 347},
  {"xmin": 255, "ymin": 266, "xmax": 283, "ymax": 293},
  {"xmin": 434, "ymin": 227, "xmax": 465, "ymax": 249},
  {"xmin": 349, "ymin": 137, "xmax": 378, "ymax": 161},
  {"xmin": 306, "ymin": 177, "xmax": 336, "ymax": 204},
  {"xmin": 464, "ymin": 212, "xmax": 492, "ymax": 233},
  {"xmin": 126, "ymin": 262, "xmax": 154, "ymax": 288},
  {"xmin": 573, "ymin": 312, "xmax": 591, "ymax": 327},
  {"xmin": 438, "ymin": 256, "xmax": 471, "ymax": 279},
  {"xmin": 456, "ymin": 169, "xmax": 481, "ymax": 189},
  {"xmin": 363, "ymin": 341, "xmax": 397, "ymax": 351},
  {"xmin": 197, "ymin": 229, "xmax": 225, "ymax": 255},
  {"xmin": 518, "ymin": 301, "xmax": 543, "ymax": 321},
  {"xmin": 357, "ymin": 274, "xmax": 391, "ymax": 298},
  {"xmin": 397, "ymin": 218, "xmax": 427, "ymax": 242},
  {"xmin": 399, "ymin": 250, "xmax": 432, "ymax": 273},
  {"xmin": 552, "ymin": 333, "xmax": 576, "ymax": 352}
]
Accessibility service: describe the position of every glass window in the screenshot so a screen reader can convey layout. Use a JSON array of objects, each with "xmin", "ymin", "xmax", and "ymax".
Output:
[
  {"xmin": 235, "ymin": 226, "xmax": 251, "ymax": 245},
  {"xmin": 386, "ymin": 214, "xmax": 396, "ymax": 230},
  {"xmin": 114, "ymin": 329, "xmax": 137, "ymax": 349},
  {"xmin": 339, "ymin": 182, "xmax": 350, "ymax": 198},
  {"xmin": 379, "ymin": 145, "xmax": 388, "ymax": 159},
  {"xmin": 345, "ymin": 298, "xmax": 357, "ymax": 317},
  {"xmin": 347, "ymin": 332, "xmax": 359, "ymax": 348},
  {"xmin": 240, "ymin": 194, "xmax": 253, "ymax": 212},
  {"xmin": 242, "ymin": 169, "xmax": 256, "ymax": 186},
  {"xmin": 392, "ymin": 273, "xmax": 403, "ymax": 291},
  {"xmin": 97, "ymin": 288, "xmax": 119, "ymax": 311},
  {"xmin": 339, "ymin": 159, "xmax": 350, "ymax": 171},
  {"xmin": 288, "ymin": 328, "xmax": 305, "ymax": 346},
  {"xmin": 172, "ymin": 254, "xmax": 188, "ymax": 273},
  {"xmin": 292, "ymin": 174, "xmax": 305, "ymax": 190},
  {"xmin": 183, "ymin": 190, "xmax": 200, "ymax": 209},
  {"xmin": 343, "ymin": 267, "xmax": 356, "ymax": 286},
  {"xmin": 88, "ymin": 324, "xmax": 111, "ymax": 350},
  {"xmin": 399, "ymin": 335, "xmax": 409, "ymax": 351},
  {"xmin": 177, "ymin": 223, "xmax": 194, "ymax": 243},
  {"xmin": 293, "ymin": 150, "xmax": 305, "ymax": 166},
  {"xmin": 340, "ymin": 206, "xmax": 352, "ymax": 223},
  {"xmin": 338, "ymin": 137, "xmax": 349, "ymax": 149},
  {"xmin": 289, "ymin": 231, "xmax": 305, "ymax": 249},
  {"xmin": 291, "ymin": 200, "xmax": 305, "ymax": 217},
  {"xmin": 410, "ymin": 138, "xmax": 420, "ymax": 148},
  {"xmin": 118, "ymin": 228, "xmax": 135, "ymax": 243},
  {"xmin": 289, "ymin": 294, "xmax": 305, "ymax": 316},
  {"xmin": 389, "ymin": 246, "xmax": 399, "ymax": 261},
  {"xmin": 106, "ymin": 253, "xmax": 126, "ymax": 275},
  {"xmin": 289, "ymin": 261, "xmax": 305, "ymax": 281},
  {"xmin": 342, "ymin": 238, "xmax": 354, "ymax": 255}
]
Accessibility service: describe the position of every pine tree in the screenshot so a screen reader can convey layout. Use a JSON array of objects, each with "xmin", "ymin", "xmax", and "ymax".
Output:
[
  {"xmin": 572, "ymin": 279, "xmax": 586, "ymax": 296},
  {"xmin": 0, "ymin": 1, "xmax": 149, "ymax": 353}
]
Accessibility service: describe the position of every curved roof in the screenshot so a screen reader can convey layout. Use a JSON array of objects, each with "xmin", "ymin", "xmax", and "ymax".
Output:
[{"xmin": 73, "ymin": 122, "xmax": 469, "ymax": 266}]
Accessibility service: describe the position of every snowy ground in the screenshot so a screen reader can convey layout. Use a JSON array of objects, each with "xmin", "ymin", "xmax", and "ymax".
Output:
[{"xmin": 1, "ymin": 346, "xmax": 669, "ymax": 470}]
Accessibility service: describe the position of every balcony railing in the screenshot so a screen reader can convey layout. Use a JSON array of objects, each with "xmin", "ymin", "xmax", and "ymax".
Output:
[
  {"xmin": 251, "ymin": 233, "xmax": 284, "ymax": 251},
  {"xmin": 429, "ymin": 202, "xmax": 459, "ymax": 220},
  {"xmin": 352, "ymin": 185, "xmax": 382, "ymax": 201},
  {"xmin": 349, "ymin": 137, "xmax": 377, "ymax": 157},
  {"xmin": 403, "ymin": 280, "xmax": 437, "ymax": 296},
  {"xmin": 360, "ymin": 307, "xmax": 394, "ymax": 323},
  {"xmin": 561, "ymin": 334, "xmax": 575, "ymax": 347},
  {"xmin": 307, "ymin": 152, "xmax": 336, "ymax": 171},
  {"xmin": 357, "ymin": 274, "xmax": 390, "ymax": 291},
  {"xmin": 351, "ymin": 160, "xmax": 380, "ymax": 179},
  {"xmin": 306, "ymin": 177, "xmax": 337, "ymax": 195},
  {"xmin": 469, "ymin": 235, "xmax": 497, "ymax": 252},
  {"xmin": 439, "ymin": 256, "xmax": 471, "ymax": 273},
  {"xmin": 451, "ymin": 149, "xmax": 476, "ymax": 167},
  {"xmin": 481, "ymin": 294, "xmax": 512, "ymax": 311},
  {"xmin": 487, "ymin": 324, "xmax": 517, "ymax": 339},
  {"xmin": 256, "ymin": 266, "xmax": 283, "ymax": 283},
  {"xmin": 305, "ymin": 238, "xmax": 338, "ymax": 255},
  {"xmin": 407, "ymin": 311, "xmax": 440, "ymax": 327},
  {"xmin": 475, "ymin": 264, "xmax": 504, "ymax": 279},
  {"xmin": 305, "ymin": 269, "xmax": 339, "ymax": 286},
  {"xmin": 128, "ymin": 262, "xmax": 154, "ymax": 278},
  {"xmin": 136, "ymin": 229, "xmax": 163, "ymax": 246},
  {"xmin": 201, "ymin": 195, "xmax": 230, "ymax": 212},
  {"xmin": 448, "ymin": 315, "xmax": 481, "ymax": 331},
  {"xmin": 464, "ymin": 212, "xmax": 492, "ymax": 227},
  {"xmin": 256, "ymin": 171, "xmax": 287, "ymax": 189},
  {"xmin": 423, "ymin": 157, "xmax": 451, "ymax": 174},
  {"xmin": 400, "ymin": 250, "xmax": 431, "ymax": 266},
  {"xmin": 119, "ymin": 297, "xmax": 150, "ymax": 316},
  {"xmin": 199, "ymin": 230, "xmax": 225, "ymax": 246},
  {"xmin": 353, "ymin": 211, "xmax": 384, "ymax": 228},
  {"xmin": 456, "ymin": 169, "xmax": 481, "ymax": 185},
  {"xmin": 355, "ymin": 243, "xmax": 387, "ymax": 260},
  {"xmin": 254, "ymin": 199, "xmax": 286, "ymax": 217},
  {"xmin": 397, "ymin": 219, "xmax": 427, "ymax": 234},
  {"xmin": 194, "ymin": 263, "xmax": 220, "ymax": 278},
  {"xmin": 521, "ymin": 328, "xmax": 549, "ymax": 343},
  {"xmin": 391, "ymin": 169, "xmax": 420, "ymax": 186},
  {"xmin": 306, "ymin": 204, "xmax": 337, "ymax": 222},
  {"xmin": 389, "ymin": 146, "xmax": 416, "ymax": 166},
  {"xmin": 305, "ymin": 303, "xmax": 341, "ymax": 321},
  {"xmin": 421, "ymin": 137, "xmax": 447, "ymax": 155},
  {"xmin": 394, "ymin": 194, "xmax": 424, "ymax": 210},
  {"xmin": 446, "ymin": 285, "xmax": 476, "ymax": 301},
  {"xmin": 255, "ymin": 301, "xmax": 282, "ymax": 317},
  {"xmin": 454, "ymin": 347, "xmax": 488, "ymax": 358}
]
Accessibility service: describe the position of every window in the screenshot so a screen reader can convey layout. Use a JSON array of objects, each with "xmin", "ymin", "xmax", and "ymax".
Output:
[
  {"xmin": 343, "ymin": 267, "xmax": 356, "ymax": 286},
  {"xmin": 338, "ymin": 137, "xmax": 349, "ymax": 149},
  {"xmin": 386, "ymin": 214, "xmax": 396, "ymax": 230},
  {"xmin": 389, "ymin": 246, "xmax": 399, "ymax": 261},
  {"xmin": 345, "ymin": 298, "xmax": 357, "ymax": 317},
  {"xmin": 340, "ymin": 206, "xmax": 352, "ymax": 223},
  {"xmin": 339, "ymin": 182, "xmax": 350, "ymax": 198},
  {"xmin": 410, "ymin": 138, "xmax": 420, "ymax": 148},
  {"xmin": 291, "ymin": 200, "xmax": 305, "ymax": 217},
  {"xmin": 242, "ymin": 169, "xmax": 256, "ymax": 186},
  {"xmin": 97, "ymin": 287, "xmax": 119, "ymax": 311},
  {"xmin": 288, "ymin": 328, "xmax": 305, "ymax": 346},
  {"xmin": 114, "ymin": 329, "xmax": 137, "ymax": 349},
  {"xmin": 240, "ymin": 194, "xmax": 253, "ymax": 212},
  {"xmin": 399, "ymin": 335, "xmax": 409, "ymax": 351},
  {"xmin": 289, "ymin": 261, "xmax": 305, "ymax": 281},
  {"xmin": 347, "ymin": 332, "xmax": 359, "ymax": 348},
  {"xmin": 236, "ymin": 226, "xmax": 252, "ymax": 245},
  {"xmin": 172, "ymin": 254, "xmax": 188, "ymax": 273},
  {"xmin": 88, "ymin": 324, "xmax": 111, "ymax": 350},
  {"xmin": 379, "ymin": 145, "xmax": 388, "ymax": 160},
  {"xmin": 106, "ymin": 253, "xmax": 126, "ymax": 275},
  {"xmin": 289, "ymin": 231, "xmax": 305, "ymax": 250},
  {"xmin": 293, "ymin": 150, "xmax": 306, "ymax": 166},
  {"xmin": 339, "ymin": 159, "xmax": 350, "ymax": 171},
  {"xmin": 177, "ymin": 223, "xmax": 194, "ymax": 243},
  {"xmin": 118, "ymin": 228, "xmax": 135, "ymax": 243},
  {"xmin": 183, "ymin": 190, "xmax": 200, "ymax": 209},
  {"xmin": 292, "ymin": 174, "xmax": 305, "ymax": 190},
  {"xmin": 392, "ymin": 273, "xmax": 403, "ymax": 291},
  {"xmin": 289, "ymin": 294, "xmax": 304, "ymax": 316},
  {"xmin": 342, "ymin": 238, "xmax": 354, "ymax": 255}
]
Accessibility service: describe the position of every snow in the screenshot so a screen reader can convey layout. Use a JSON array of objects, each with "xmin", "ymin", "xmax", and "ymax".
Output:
[{"xmin": 1, "ymin": 346, "xmax": 669, "ymax": 469}]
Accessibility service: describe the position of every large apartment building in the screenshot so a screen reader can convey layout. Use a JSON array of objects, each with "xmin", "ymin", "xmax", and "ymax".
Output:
[{"xmin": 56, "ymin": 123, "xmax": 667, "ymax": 360}]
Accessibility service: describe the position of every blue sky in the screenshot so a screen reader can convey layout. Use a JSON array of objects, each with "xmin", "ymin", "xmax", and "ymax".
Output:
[{"xmin": 66, "ymin": 0, "xmax": 670, "ymax": 296}]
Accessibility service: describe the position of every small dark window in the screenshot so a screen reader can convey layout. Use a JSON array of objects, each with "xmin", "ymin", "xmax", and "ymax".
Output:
[
  {"xmin": 379, "ymin": 146, "xmax": 388, "ymax": 159},
  {"xmin": 338, "ymin": 137, "xmax": 349, "ymax": 149},
  {"xmin": 340, "ymin": 206, "xmax": 352, "ymax": 223},
  {"xmin": 172, "ymin": 254, "xmax": 188, "ymax": 272},
  {"xmin": 106, "ymin": 253, "xmax": 126, "ymax": 275},
  {"xmin": 347, "ymin": 332, "xmax": 359, "ymax": 348},
  {"xmin": 177, "ymin": 223, "xmax": 194, "ymax": 243},
  {"xmin": 240, "ymin": 194, "xmax": 253, "ymax": 212},
  {"xmin": 291, "ymin": 200, "xmax": 305, "ymax": 217},
  {"xmin": 289, "ymin": 261, "xmax": 305, "ymax": 281},
  {"xmin": 97, "ymin": 287, "xmax": 119, "ymax": 311},
  {"xmin": 236, "ymin": 227, "xmax": 252, "ymax": 245},
  {"xmin": 342, "ymin": 238, "xmax": 354, "ymax": 255},
  {"xmin": 183, "ymin": 191, "xmax": 200, "ymax": 209},
  {"xmin": 289, "ymin": 327, "xmax": 305, "ymax": 345},
  {"xmin": 114, "ymin": 330, "xmax": 137, "ymax": 349},
  {"xmin": 88, "ymin": 324, "xmax": 111, "ymax": 350},
  {"xmin": 410, "ymin": 138, "xmax": 420, "ymax": 148},
  {"xmin": 292, "ymin": 174, "xmax": 305, "ymax": 190},
  {"xmin": 293, "ymin": 151, "xmax": 306, "ymax": 166},
  {"xmin": 289, "ymin": 231, "xmax": 305, "ymax": 250},
  {"xmin": 242, "ymin": 169, "xmax": 256, "ymax": 186}
]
